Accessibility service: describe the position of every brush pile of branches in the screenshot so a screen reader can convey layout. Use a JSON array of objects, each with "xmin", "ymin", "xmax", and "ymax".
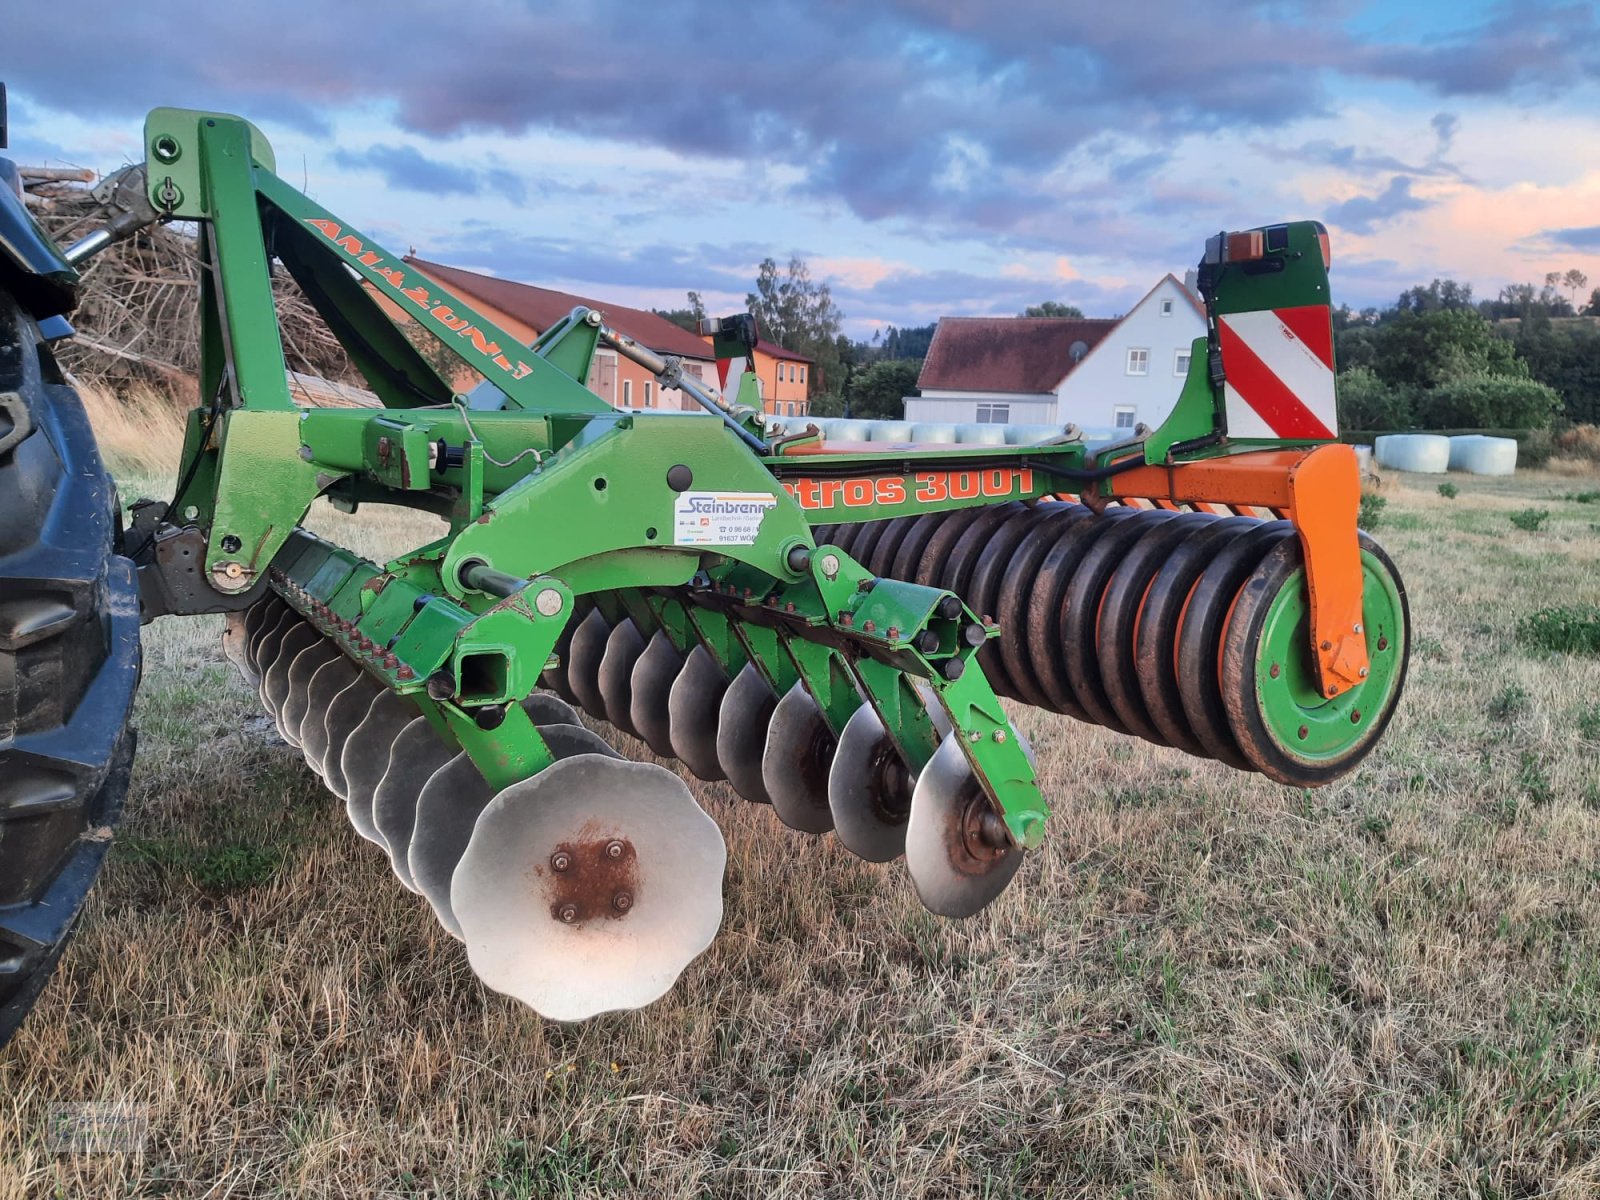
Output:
[{"xmin": 19, "ymin": 165, "xmax": 361, "ymax": 401}]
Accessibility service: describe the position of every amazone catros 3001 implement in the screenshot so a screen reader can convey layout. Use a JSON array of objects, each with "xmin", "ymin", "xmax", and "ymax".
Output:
[{"xmin": 0, "ymin": 107, "xmax": 1408, "ymax": 1037}]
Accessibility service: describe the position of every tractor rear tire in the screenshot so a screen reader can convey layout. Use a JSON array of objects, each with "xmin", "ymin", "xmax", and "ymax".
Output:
[{"xmin": 0, "ymin": 285, "xmax": 140, "ymax": 1050}]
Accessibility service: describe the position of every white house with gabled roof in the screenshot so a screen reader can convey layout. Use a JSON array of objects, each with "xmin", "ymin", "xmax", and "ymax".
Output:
[
  {"xmin": 904, "ymin": 274, "xmax": 1206, "ymax": 434},
  {"xmin": 1053, "ymin": 274, "xmax": 1206, "ymax": 432}
]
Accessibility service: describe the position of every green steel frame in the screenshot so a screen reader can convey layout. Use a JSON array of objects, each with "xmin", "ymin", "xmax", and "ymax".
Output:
[{"xmin": 135, "ymin": 108, "xmax": 1343, "ymax": 851}]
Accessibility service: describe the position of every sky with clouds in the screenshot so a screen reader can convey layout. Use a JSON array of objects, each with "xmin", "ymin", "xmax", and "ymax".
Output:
[{"xmin": 9, "ymin": 0, "xmax": 1600, "ymax": 337}]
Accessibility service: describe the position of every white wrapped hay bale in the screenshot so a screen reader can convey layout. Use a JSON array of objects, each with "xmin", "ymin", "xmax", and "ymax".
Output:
[
  {"xmin": 911, "ymin": 422, "xmax": 959, "ymax": 443},
  {"xmin": 1374, "ymin": 433, "xmax": 1450, "ymax": 473},
  {"xmin": 1448, "ymin": 435, "xmax": 1518, "ymax": 476},
  {"xmin": 1004, "ymin": 423, "xmax": 1064, "ymax": 445},
  {"xmin": 955, "ymin": 423, "xmax": 1009, "ymax": 446},
  {"xmin": 866, "ymin": 420, "xmax": 914, "ymax": 442},
  {"xmin": 829, "ymin": 420, "xmax": 870, "ymax": 442}
]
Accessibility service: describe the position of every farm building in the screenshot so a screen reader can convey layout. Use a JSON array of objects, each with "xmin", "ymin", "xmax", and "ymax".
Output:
[{"xmin": 907, "ymin": 275, "xmax": 1206, "ymax": 432}]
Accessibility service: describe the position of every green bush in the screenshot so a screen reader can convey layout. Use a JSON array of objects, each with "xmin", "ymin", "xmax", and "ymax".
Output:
[
  {"xmin": 1336, "ymin": 367, "xmax": 1414, "ymax": 431},
  {"xmin": 1510, "ymin": 508, "xmax": 1550, "ymax": 531},
  {"xmin": 1437, "ymin": 482, "xmax": 1458, "ymax": 499},
  {"xmin": 1357, "ymin": 493, "xmax": 1386, "ymax": 531},
  {"xmin": 1415, "ymin": 375, "xmax": 1563, "ymax": 430},
  {"xmin": 1517, "ymin": 606, "xmax": 1600, "ymax": 655}
]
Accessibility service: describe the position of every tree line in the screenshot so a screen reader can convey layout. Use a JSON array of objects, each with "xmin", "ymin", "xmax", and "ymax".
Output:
[{"xmin": 1334, "ymin": 274, "xmax": 1599, "ymax": 431}]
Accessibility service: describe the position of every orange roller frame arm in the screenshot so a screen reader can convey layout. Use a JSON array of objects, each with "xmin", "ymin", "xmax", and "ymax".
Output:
[{"xmin": 1105, "ymin": 444, "xmax": 1369, "ymax": 699}]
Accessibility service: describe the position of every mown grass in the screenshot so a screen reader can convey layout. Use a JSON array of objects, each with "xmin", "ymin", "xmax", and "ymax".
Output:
[{"xmin": 2, "ymin": 445, "xmax": 1599, "ymax": 1196}]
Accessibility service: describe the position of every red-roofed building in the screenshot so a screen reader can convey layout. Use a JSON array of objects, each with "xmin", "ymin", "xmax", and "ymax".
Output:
[
  {"xmin": 713, "ymin": 337, "xmax": 814, "ymax": 418},
  {"xmin": 404, "ymin": 257, "xmax": 718, "ymax": 411},
  {"xmin": 908, "ymin": 275, "xmax": 1205, "ymax": 432}
]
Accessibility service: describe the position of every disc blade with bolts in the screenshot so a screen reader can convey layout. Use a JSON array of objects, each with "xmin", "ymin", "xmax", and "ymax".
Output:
[
  {"xmin": 452, "ymin": 754, "xmax": 726, "ymax": 1022},
  {"xmin": 339, "ymin": 689, "xmax": 418, "ymax": 844},
  {"xmin": 521, "ymin": 692, "xmax": 581, "ymax": 728},
  {"xmin": 761, "ymin": 683, "xmax": 838, "ymax": 834},
  {"xmin": 668, "ymin": 645, "xmax": 730, "ymax": 781},
  {"xmin": 629, "ymin": 631, "xmax": 683, "ymax": 758},
  {"xmin": 372, "ymin": 716, "xmax": 458, "ymax": 890},
  {"xmin": 321, "ymin": 677, "xmax": 383, "ymax": 798},
  {"xmin": 827, "ymin": 703, "xmax": 916, "ymax": 861},
  {"xmin": 261, "ymin": 622, "xmax": 320, "ymax": 727},
  {"xmin": 566, "ymin": 609, "xmax": 612, "ymax": 720},
  {"xmin": 414, "ymin": 726, "xmax": 621, "ymax": 937},
  {"xmin": 299, "ymin": 657, "xmax": 361, "ymax": 778},
  {"xmin": 280, "ymin": 640, "xmax": 343, "ymax": 749},
  {"xmin": 597, "ymin": 618, "xmax": 647, "ymax": 736},
  {"xmin": 715, "ymin": 663, "xmax": 778, "ymax": 804},
  {"xmin": 904, "ymin": 733, "xmax": 1024, "ymax": 917}
]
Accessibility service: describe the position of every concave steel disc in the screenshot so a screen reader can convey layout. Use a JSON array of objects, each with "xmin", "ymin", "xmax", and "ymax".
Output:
[
  {"xmin": 241, "ymin": 597, "xmax": 282, "ymax": 676},
  {"xmin": 904, "ymin": 734, "xmax": 1024, "ymax": 918},
  {"xmin": 223, "ymin": 610, "xmax": 258, "ymax": 688},
  {"xmin": 339, "ymin": 688, "xmax": 418, "ymax": 845},
  {"xmin": 539, "ymin": 605, "xmax": 585, "ymax": 705},
  {"xmin": 452, "ymin": 754, "xmax": 726, "ymax": 1022},
  {"xmin": 299, "ymin": 657, "xmax": 361, "ymax": 778},
  {"xmin": 668, "ymin": 645, "xmax": 730, "ymax": 781},
  {"xmin": 761, "ymin": 682, "xmax": 838, "ymax": 834},
  {"xmin": 249, "ymin": 608, "xmax": 299, "ymax": 699},
  {"xmin": 409, "ymin": 753, "xmax": 497, "ymax": 939},
  {"xmin": 321, "ymin": 677, "xmax": 383, "ymax": 798},
  {"xmin": 280, "ymin": 639, "xmax": 344, "ymax": 749},
  {"xmin": 715, "ymin": 663, "xmax": 778, "ymax": 804},
  {"xmin": 827, "ymin": 703, "xmax": 916, "ymax": 862},
  {"xmin": 596, "ymin": 618, "xmax": 647, "ymax": 736},
  {"xmin": 245, "ymin": 598, "xmax": 291, "ymax": 675},
  {"xmin": 261, "ymin": 622, "xmax": 320, "ymax": 727},
  {"xmin": 415, "ymin": 726, "xmax": 623, "ymax": 938},
  {"xmin": 629, "ymin": 631, "xmax": 683, "ymax": 758},
  {"xmin": 521, "ymin": 692, "xmax": 581, "ymax": 728},
  {"xmin": 372, "ymin": 715, "xmax": 457, "ymax": 890},
  {"xmin": 566, "ymin": 609, "xmax": 613, "ymax": 720}
]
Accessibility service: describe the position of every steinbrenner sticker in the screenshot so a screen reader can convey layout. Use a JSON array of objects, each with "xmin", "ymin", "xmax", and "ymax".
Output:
[{"xmin": 672, "ymin": 491, "xmax": 778, "ymax": 546}]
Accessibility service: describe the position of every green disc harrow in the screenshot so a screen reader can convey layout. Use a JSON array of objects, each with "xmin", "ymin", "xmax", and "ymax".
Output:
[{"xmin": 0, "ymin": 107, "xmax": 1409, "ymax": 1033}]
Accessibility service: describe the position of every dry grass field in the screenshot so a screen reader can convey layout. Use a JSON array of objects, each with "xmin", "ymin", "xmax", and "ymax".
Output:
[{"xmin": 2, "ymin": 413, "xmax": 1599, "ymax": 1196}]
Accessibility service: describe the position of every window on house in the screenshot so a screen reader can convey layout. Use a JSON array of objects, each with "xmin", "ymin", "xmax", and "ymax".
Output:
[
  {"xmin": 1160, "ymin": 299, "xmax": 1174, "ymax": 316},
  {"xmin": 786, "ymin": 402, "xmax": 795, "ymax": 416},
  {"xmin": 799, "ymin": 366, "xmax": 806, "ymax": 384},
  {"xmin": 621, "ymin": 379, "xmax": 633, "ymax": 407},
  {"xmin": 1174, "ymin": 349, "xmax": 1192, "ymax": 377},
  {"xmin": 975, "ymin": 402, "xmax": 1011, "ymax": 423},
  {"xmin": 643, "ymin": 381, "xmax": 654, "ymax": 408},
  {"xmin": 1126, "ymin": 348, "xmax": 1149, "ymax": 376},
  {"xmin": 1114, "ymin": 405, "xmax": 1136, "ymax": 429}
]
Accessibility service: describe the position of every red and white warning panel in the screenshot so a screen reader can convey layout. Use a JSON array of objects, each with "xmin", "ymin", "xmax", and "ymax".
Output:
[{"xmin": 1217, "ymin": 305, "xmax": 1338, "ymax": 440}]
